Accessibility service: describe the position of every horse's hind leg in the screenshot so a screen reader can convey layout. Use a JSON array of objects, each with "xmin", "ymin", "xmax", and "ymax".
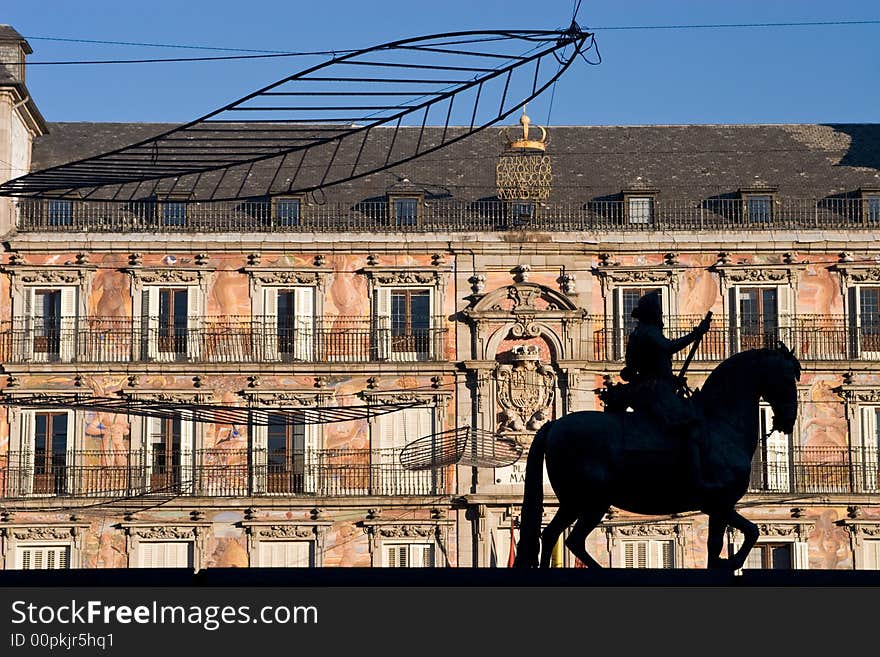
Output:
[
  {"xmin": 727, "ymin": 509, "xmax": 759, "ymax": 571},
  {"xmin": 539, "ymin": 506, "xmax": 577, "ymax": 568},
  {"xmin": 706, "ymin": 512, "xmax": 728, "ymax": 569},
  {"xmin": 565, "ymin": 507, "xmax": 607, "ymax": 568}
]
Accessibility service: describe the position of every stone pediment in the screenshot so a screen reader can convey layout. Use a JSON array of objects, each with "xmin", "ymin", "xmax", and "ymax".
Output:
[{"xmin": 465, "ymin": 282, "xmax": 581, "ymax": 317}]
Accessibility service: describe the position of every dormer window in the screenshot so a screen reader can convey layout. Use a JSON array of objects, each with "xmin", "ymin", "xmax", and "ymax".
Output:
[
  {"xmin": 46, "ymin": 200, "xmax": 73, "ymax": 226},
  {"xmin": 391, "ymin": 196, "xmax": 420, "ymax": 226},
  {"xmin": 511, "ymin": 201, "xmax": 535, "ymax": 221},
  {"xmin": 622, "ymin": 187, "xmax": 657, "ymax": 226},
  {"xmin": 161, "ymin": 200, "xmax": 187, "ymax": 227},
  {"xmin": 274, "ymin": 197, "xmax": 302, "ymax": 227},
  {"xmin": 861, "ymin": 189, "xmax": 880, "ymax": 223},
  {"xmin": 740, "ymin": 186, "xmax": 777, "ymax": 224}
]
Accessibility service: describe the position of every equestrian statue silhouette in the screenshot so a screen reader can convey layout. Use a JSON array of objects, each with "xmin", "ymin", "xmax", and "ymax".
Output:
[{"xmin": 514, "ymin": 292, "xmax": 801, "ymax": 570}]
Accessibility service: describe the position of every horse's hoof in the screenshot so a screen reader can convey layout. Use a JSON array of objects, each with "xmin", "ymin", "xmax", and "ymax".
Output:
[{"xmin": 707, "ymin": 558, "xmax": 730, "ymax": 570}]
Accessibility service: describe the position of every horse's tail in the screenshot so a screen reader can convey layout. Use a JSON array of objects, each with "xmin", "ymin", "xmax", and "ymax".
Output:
[{"xmin": 513, "ymin": 420, "xmax": 552, "ymax": 568}]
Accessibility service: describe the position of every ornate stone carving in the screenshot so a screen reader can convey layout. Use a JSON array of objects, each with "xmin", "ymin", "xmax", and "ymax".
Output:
[
  {"xmin": 757, "ymin": 523, "xmax": 799, "ymax": 537},
  {"xmin": 850, "ymin": 268, "xmax": 880, "ymax": 283},
  {"xmin": 9, "ymin": 526, "xmax": 73, "ymax": 541},
  {"xmin": 513, "ymin": 264, "xmax": 531, "ymax": 283},
  {"xmin": 496, "ymin": 345, "xmax": 555, "ymax": 437},
  {"xmin": 241, "ymin": 390, "xmax": 329, "ymax": 406},
  {"xmin": 468, "ymin": 274, "xmax": 486, "ymax": 295},
  {"xmin": 725, "ymin": 268, "xmax": 789, "ymax": 283},
  {"xmin": 611, "ymin": 524, "xmax": 679, "ymax": 537},
  {"xmin": 376, "ymin": 525, "xmax": 436, "ymax": 539},
  {"xmin": 372, "ymin": 270, "xmax": 438, "ymax": 285},
  {"xmin": 19, "ymin": 270, "xmax": 81, "ymax": 284},
  {"xmin": 251, "ymin": 270, "xmax": 322, "ymax": 286},
  {"xmin": 247, "ymin": 253, "xmax": 261, "ymax": 266},
  {"xmin": 255, "ymin": 525, "xmax": 315, "ymax": 540},
  {"xmin": 559, "ymin": 273, "xmax": 577, "ymax": 295},
  {"xmin": 125, "ymin": 525, "xmax": 195, "ymax": 540},
  {"xmin": 508, "ymin": 285, "xmax": 540, "ymax": 310},
  {"xmin": 130, "ymin": 269, "xmax": 201, "ymax": 284}
]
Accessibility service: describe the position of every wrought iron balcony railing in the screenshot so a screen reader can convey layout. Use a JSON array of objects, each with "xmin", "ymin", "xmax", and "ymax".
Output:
[
  {"xmin": 593, "ymin": 314, "xmax": 875, "ymax": 363},
  {"xmin": 0, "ymin": 316, "xmax": 447, "ymax": 364},
  {"xmin": 748, "ymin": 446, "xmax": 880, "ymax": 495},
  {"xmin": 15, "ymin": 197, "xmax": 880, "ymax": 233},
  {"xmin": 0, "ymin": 448, "xmax": 450, "ymax": 499}
]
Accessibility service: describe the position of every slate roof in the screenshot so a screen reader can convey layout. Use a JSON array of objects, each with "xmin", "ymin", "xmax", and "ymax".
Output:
[{"xmin": 30, "ymin": 122, "xmax": 880, "ymax": 203}]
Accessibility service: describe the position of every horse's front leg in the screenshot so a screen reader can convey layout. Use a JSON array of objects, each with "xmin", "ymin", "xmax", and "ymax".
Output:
[
  {"xmin": 726, "ymin": 510, "xmax": 759, "ymax": 571},
  {"xmin": 706, "ymin": 511, "xmax": 728, "ymax": 569}
]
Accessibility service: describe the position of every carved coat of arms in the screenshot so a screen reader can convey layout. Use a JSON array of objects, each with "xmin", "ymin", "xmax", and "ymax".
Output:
[{"xmin": 496, "ymin": 345, "xmax": 555, "ymax": 438}]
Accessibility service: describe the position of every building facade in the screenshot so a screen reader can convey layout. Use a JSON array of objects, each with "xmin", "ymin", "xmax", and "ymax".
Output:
[{"xmin": 2, "ymin": 25, "xmax": 880, "ymax": 571}]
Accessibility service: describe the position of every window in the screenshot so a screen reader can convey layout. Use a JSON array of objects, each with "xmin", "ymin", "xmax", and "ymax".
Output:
[
  {"xmin": 32, "ymin": 412, "xmax": 69, "ymax": 495},
  {"xmin": 744, "ymin": 542, "xmax": 792, "ymax": 569},
  {"xmin": 627, "ymin": 196, "xmax": 654, "ymax": 225},
  {"xmin": 862, "ymin": 539, "xmax": 880, "ymax": 570},
  {"xmin": 141, "ymin": 286, "xmax": 201, "ymax": 361},
  {"xmin": 392, "ymin": 197, "xmax": 419, "ymax": 226},
  {"xmin": 263, "ymin": 287, "xmax": 315, "ymax": 361},
  {"xmin": 375, "ymin": 405, "xmax": 437, "ymax": 495},
  {"xmin": 621, "ymin": 539, "xmax": 674, "ymax": 568},
  {"xmin": 858, "ymin": 406, "xmax": 880, "ymax": 492},
  {"xmin": 864, "ymin": 194, "xmax": 880, "ymax": 222},
  {"xmin": 511, "ymin": 201, "xmax": 535, "ymax": 222},
  {"xmin": 745, "ymin": 194, "xmax": 773, "ymax": 223},
  {"xmin": 25, "ymin": 287, "xmax": 77, "ymax": 362},
  {"xmin": 373, "ymin": 287, "xmax": 433, "ymax": 361},
  {"xmin": 146, "ymin": 416, "xmax": 193, "ymax": 494},
  {"xmin": 383, "ymin": 543, "xmax": 435, "ymax": 567},
  {"xmin": 257, "ymin": 541, "xmax": 313, "ymax": 567},
  {"xmin": 266, "ymin": 414, "xmax": 308, "ymax": 494},
  {"xmin": 17, "ymin": 410, "xmax": 72, "ymax": 496},
  {"xmin": 274, "ymin": 197, "xmax": 301, "ymax": 227},
  {"xmin": 853, "ymin": 286, "xmax": 880, "ymax": 359},
  {"xmin": 137, "ymin": 541, "xmax": 193, "ymax": 568},
  {"xmin": 161, "ymin": 201, "xmax": 187, "ymax": 227},
  {"xmin": 15, "ymin": 544, "xmax": 70, "ymax": 570},
  {"xmin": 736, "ymin": 287, "xmax": 779, "ymax": 351},
  {"xmin": 46, "ymin": 199, "xmax": 73, "ymax": 226},
  {"xmin": 613, "ymin": 286, "xmax": 664, "ymax": 360},
  {"xmin": 750, "ymin": 404, "xmax": 791, "ymax": 492}
]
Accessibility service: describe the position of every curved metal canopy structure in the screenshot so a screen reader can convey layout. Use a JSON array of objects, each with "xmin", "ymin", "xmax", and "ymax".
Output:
[{"xmin": 0, "ymin": 26, "xmax": 593, "ymax": 202}]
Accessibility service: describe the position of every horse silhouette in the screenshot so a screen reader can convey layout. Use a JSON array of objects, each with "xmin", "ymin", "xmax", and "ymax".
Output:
[{"xmin": 514, "ymin": 344, "xmax": 801, "ymax": 570}]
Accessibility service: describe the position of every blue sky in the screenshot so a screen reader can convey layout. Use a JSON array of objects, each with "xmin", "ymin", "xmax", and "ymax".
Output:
[{"xmin": 4, "ymin": 0, "xmax": 879, "ymax": 125}]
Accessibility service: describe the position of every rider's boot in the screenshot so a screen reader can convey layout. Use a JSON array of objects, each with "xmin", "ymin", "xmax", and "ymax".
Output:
[{"xmin": 686, "ymin": 422, "xmax": 724, "ymax": 495}]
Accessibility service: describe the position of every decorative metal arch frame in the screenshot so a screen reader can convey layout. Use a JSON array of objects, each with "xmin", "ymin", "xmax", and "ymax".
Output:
[{"xmin": 1, "ymin": 26, "xmax": 594, "ymax": 201}]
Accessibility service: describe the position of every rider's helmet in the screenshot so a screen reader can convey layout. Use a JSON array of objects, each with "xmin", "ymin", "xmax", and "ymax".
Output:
[{"xmin": 631, "ymin": 291, "xmax": 663, "ymax": 326}]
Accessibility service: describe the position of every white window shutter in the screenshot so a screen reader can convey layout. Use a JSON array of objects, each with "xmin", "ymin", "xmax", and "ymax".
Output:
[
  {"xmin": 17, "ymin": 545, "xmax": 70, "ymax": 570},
  {"xmin": 21, "ymin": 287, "xmax": 34, "ymax": 361},
  {"xmin": 144, "ymin": 416, "xmax": 163, "ymax": 492},
  {"xmin": 251, "ymin": 420, "xmax": 268, "ymax": 494},
  {"xmin": 730, "ymin": 287, "xmax": 742, "ymax": 353},
  {"xmin": 777, "ymin": 285, "xmax": 791, "ymax": 347},
  {"xmin": 385, "ymin": 545, "xmax": 408, "ymax": 567},
  {"xmin": 145, "ymin": 287, "xmax": 159, "ymax": 360},
  {"xmin": 139, "ymin": 542, "xmax": 192, "ymax": 568},
  {"xmin": 793, "ymin": 542, "xmax": 809, "ymax": 569},
  {"xmin": 373, "ymin": 287, "xmax": 391, "ymax": 360},
  {"xmin": 859, "ymin": 407, "xmax": 879, "ymax": 492},
  {"xmin": 303, "ymin": 422, "xmax": 318, "ymax": 493},
  {"xmin": 180, "ymin": 416, "xmax": 194, "ymax": 494},
  {"xmin": 258, "ymin": 541, "xmax": 312, "ymax": 567},
  {"xmin": 186, "ymin": 288, "xmax": 200, "ymax": 359},
  {"xmin": 59, "ymin": 287, "xmax": 77, "ymax": 362},
  {"xmin": 294, "ymin": 287, "xmax": 315, "ymax": 361},
  {"xmin": 612, "ymin": 287, "xmax": 623, "ymax": 360},
  {"xmin": 263, "ymin": 287, "xmax": 279, "ymax": 361},
  {"xmin": 863, "ymin": 539, "xmax": 880, "ymax": 570},
  {"xmin": 17, "ymin": 411, "xmax": 34, "ymax": 496},
  {"xmin": 657, "ymin": 540, "xmax": 674, "ymax": 568}
]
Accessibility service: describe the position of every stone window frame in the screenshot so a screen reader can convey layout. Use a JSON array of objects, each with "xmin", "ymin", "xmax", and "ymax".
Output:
[
  {"xmin": 714, "ymin": 263, "xmax": 802, "ymax": 353},
  {"xmin": 621, "ymin": 186, "xmax": 659, "ymax": 226},
  {"xmin": 242, "ymin": 520, "xmax": 332, "ymax": 567},
  {"xmin": 603, "ymin": 522, "xmax": 685, "ymax": 569},
  {"xmin": 0, "ymin": 522, "xmax": 90, "ymax": 570},
  {"xmin": 834, "ymin": 263, "xmax": 880, "ymax": 360},
  {"xmin": 126, "ymin": 266, "xmax": 212, "ymax": 362},
  {"xmin": 835, "ymin": 384, "xmax": 880, "ymax": 493},
  {"xmin": 361, "ymin": 266, "xmax": 450, "ymax": 362},
  {"xmin": 363, "ymin": 519, "xmax": 453, "ymax": 568},
  {"xmin": 837, "ymin": 520, "xmax": 880, "ymax": 569},
  {"xmin": 739, "ymin": 185, "xmax": 779, "ymax": 224},
  {"xmin": 729, "ymin": 521, "xmax": 810, "ymax": 569},
  {"xmin": 121, "ymin": 389, "xmax": 211, "ymax": 496},
  {"xmin": 5, "ymin": 265, "xmax": 93, "ymax": 363},
  {"xmin": 245, "ymin": 267, "xmax": 327, "ymax": 363},
  {"xmin": 239, "ymin": 389, "xmax": 332, "ymax": 495},
  {"xmin": 119, "ymin": 522, "xmax": 212, "ymax": 572},
  {"xmin": 4, "ymin": 389, "xmax": 87, "ymax": 497}
]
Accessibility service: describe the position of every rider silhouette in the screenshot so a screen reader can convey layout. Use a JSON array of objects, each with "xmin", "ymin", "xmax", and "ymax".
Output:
[{"xmin": 620, "ymin": 292, "xmax": 718, "ymax": 494}]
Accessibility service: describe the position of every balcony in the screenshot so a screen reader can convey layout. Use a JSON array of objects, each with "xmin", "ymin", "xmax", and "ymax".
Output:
[
  {"xmin": 748, "ymin": 446, "xmax": 880, "ymax": 495},
  {"xmin": 0, "ymin": 448, "xmax": 450, "ymax": 499},
  {"xmin": 0, "ymin": 316, "xmax": 447, "ymax": 365},
  {"xmin": 15, "ymin": 197, "xmax": 880, "ymax": 233},
  {"xmin": 593, "ymin": 314, "xmax": 868, "ymax": 363}
]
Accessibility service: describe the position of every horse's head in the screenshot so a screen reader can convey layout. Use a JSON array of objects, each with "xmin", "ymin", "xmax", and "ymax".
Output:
[{"xmin": 760, "ymin": 342, "xmax": 801, "ymax": 434}]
